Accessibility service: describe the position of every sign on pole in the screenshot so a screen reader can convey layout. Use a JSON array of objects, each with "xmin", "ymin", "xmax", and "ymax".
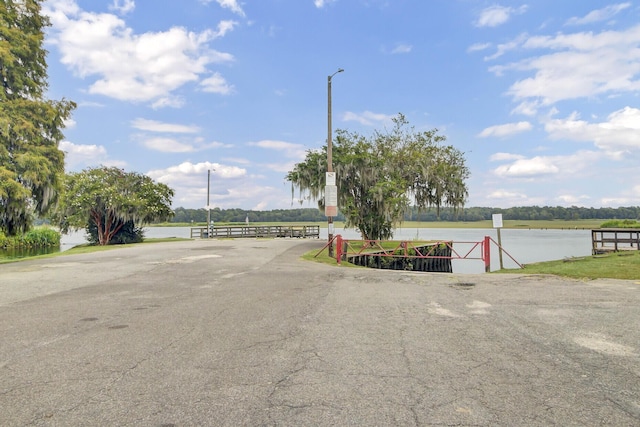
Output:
[
  {"xmin": 492, "ymin": 213, "xmax": 503, "ymax": 228},
  {"xmin": 324, "ymin": 184, "xmax": 338, "ymax": 217}
]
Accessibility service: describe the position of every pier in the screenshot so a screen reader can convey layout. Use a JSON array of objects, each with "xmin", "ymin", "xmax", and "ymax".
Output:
[{"xmin": 190, "ymin": 225, "xmax": 320, "ymax": 239}]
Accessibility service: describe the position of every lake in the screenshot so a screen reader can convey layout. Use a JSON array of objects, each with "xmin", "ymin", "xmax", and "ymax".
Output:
[
  {"xmin": 0, "ymin": 226, "xmax": 591, "ymax": 273},
  {"xmin": 52, "ymin": 226, "xmax": 591, "ymax": 274}
]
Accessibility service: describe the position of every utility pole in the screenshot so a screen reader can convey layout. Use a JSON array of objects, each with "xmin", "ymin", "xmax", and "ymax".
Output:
[{"xmin": 326, "ymin": 68, "xmax": 343, "ymax": 257}]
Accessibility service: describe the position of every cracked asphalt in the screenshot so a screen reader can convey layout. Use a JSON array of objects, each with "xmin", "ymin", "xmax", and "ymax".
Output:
[{"xmin": 1, "ymin": 238, "xmax": 639, "ymax": 426}]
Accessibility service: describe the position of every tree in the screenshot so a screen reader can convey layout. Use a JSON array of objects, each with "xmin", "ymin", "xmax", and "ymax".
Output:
[
  {"xmin": 0, "ymin": 0, "xmax": 75, "ymax": 235},
  {"xmin": 58, "ymin": 167, "xmax": 174, "ymax": 245},
  {"xmin": 287, "ymin": 114, "xmax": 469, "ymax": 240}
]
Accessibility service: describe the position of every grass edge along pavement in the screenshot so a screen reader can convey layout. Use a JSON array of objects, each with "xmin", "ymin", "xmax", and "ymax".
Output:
[
  {"xmin": 494, "ymin": 250, "xmax": 640, "ymax": 281},
  {"xmin": 0, "ymin": 237, "xmax": 191, "ymax": 264}
]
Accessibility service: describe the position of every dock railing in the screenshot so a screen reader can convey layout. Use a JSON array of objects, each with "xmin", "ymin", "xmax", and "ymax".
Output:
[
  {"xmin": 592, "ymin": 228, "xmax": 640, "ymax": 254},
  {"xmin": 190, "ymin": 225, "xmax": 320, "ymax": 239}
]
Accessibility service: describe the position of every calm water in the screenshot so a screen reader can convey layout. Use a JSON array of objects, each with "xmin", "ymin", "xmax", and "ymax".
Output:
[{"xmin": 7, "ymin": 226, "xmax": 591, "ymax": 274}]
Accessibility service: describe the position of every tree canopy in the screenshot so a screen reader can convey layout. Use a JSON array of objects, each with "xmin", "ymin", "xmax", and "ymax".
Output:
[
  {"xmin": 58, "ymin": 167, "xmax": 175, "ymax": 245},
  {"xmin": 0, "ymin": 0, "xmax": 75, "ymax": 235},
  {"xmin": 287, "ymin": 114, "xmax": 469, "ymax": 240}
]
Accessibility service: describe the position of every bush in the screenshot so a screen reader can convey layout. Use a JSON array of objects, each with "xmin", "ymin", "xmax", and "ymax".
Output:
[
  {"xmin": 600, "ymin": 219, "xmax": 640, "ymax": 228},
  {"xmin": 1, "ymin": 227, "xmax": 61, "ymax": 248}
]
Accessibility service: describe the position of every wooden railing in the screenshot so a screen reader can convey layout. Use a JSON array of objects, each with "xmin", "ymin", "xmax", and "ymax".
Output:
[
  {"xmin": 191, "ymin": 225, "xmax": 320, "ymax": 239},
  {"xmin": 592, "ymin": 228, "xmax": 640, "ymax": 254}
]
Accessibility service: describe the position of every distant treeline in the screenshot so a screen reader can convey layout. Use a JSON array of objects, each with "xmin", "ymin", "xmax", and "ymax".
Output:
[{"xmin": 170, "ymin": 205, "xmax": 640, "ymax": 224}]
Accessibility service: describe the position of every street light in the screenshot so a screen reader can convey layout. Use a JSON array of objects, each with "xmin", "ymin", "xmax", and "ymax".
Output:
[{"xmin": 326, "ymin": 68, "xmax": 343, "ymax": 257}]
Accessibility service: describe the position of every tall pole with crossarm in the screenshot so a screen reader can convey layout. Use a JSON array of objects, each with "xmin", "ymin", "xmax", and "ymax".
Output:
[{"xmin": 326, "ymin": 68, "xmax": 343, "ymax": 257}]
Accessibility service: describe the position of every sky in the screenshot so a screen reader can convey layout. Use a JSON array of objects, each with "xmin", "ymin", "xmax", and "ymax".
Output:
[{"xmin": 41, "ymin": 0, "xmax": 640, "ymax": 210}]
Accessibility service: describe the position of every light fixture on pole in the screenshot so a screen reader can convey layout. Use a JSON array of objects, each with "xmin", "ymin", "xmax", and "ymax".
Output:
[{"xmin": 326, "ymin": 68, "xmax": 343, "ymax": 257}]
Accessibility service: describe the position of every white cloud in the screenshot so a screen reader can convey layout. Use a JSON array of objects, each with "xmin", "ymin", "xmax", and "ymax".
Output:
[
  {"xmin": 147, "ymin": 161, "xmax": 253, "ymax": 208},
  {"xmin": 494, "ymin": 156, "xmax": 560, "ymax": 178},
  {"xmin": 488, "ymin": 25, "xmax": 640, "ymax": 110},
  {"xmin": 109, "ymin": 0, "xmax": 135, "ymax": 15},
  {"xmin": 478, "ymin": 121, "xmax": 532, "ymax": 138},
  {"xmin": 314, "ymin": 0, "xmax": 337, "ymax": 8},
  {"xmin": 475, "ymin": 5, "xmax": 528, "ymax": 28},
  {"xmin": 467, "ymin": 42, "xmax": 491, "ymax": 53},
  {"xmin": 59, "ymin": 140, "xmax": 109, "ymax": 170},
  {"xmin": 565, "ymin": 3, "xmax": 631, "ymax": 26},
  {"xmin": 248, "ymin": 140, "xmax": 308, "ymax": 160},
  {"xmin": 492, "ymin": 151, "xmax": 600, "ymax": 179},
  {"xmin": 390, "ymin": 43, "xmax": 412, "ymax": 54},
  {"xmin": 198, "ymin": 0, "xmax": 245, "ymax": 16},
  {"xmin": 200, "ymin": 72, "xmax": 235, "ymax": 94},
  {"xmin": 342, "ymin": 111, "xmax": 394, "ymax": 126},
  {"xmin": 131, "ymin": 118, "xmax": 200, "ymax": 134},
  {"xmin": 545, "ymin": 107, "xmax": 640, "ymax": 155},
  {"xmin": 487, "ymin": 189, "xmax": 528, "ymax": 200},
  {"xmin": 43, "ymin": 1, "xmax": 236, "ymax": 104},
  {"xmin": 151, "ymin": 97, "xmax": 185, "ymax": 110}
]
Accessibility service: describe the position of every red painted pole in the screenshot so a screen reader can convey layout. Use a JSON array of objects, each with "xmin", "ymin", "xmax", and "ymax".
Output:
[
  {"xmin": 336, "ymin": 235, "xmax": 342, "ymax": 264},
  {"xmin": 483, "ymin": 236, "xmax": 491, "ymax": 272}
]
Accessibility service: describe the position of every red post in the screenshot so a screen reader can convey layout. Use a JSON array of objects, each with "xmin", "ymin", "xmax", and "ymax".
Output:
[
  {"xmin": 483, "ymin": 236, "xmax": 491, "ymax": 273},
  {"xmin": 336, "ymin": 235, "xmax": 342, "ymax": 264}
]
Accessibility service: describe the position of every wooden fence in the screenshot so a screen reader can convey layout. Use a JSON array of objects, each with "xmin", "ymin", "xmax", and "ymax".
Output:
[{"xmin": 592, "ymin": 228, "xmax": 640, "ymax": 254}]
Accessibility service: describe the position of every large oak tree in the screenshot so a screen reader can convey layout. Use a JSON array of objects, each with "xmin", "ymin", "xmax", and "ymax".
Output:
[
  {"xmin": 0, "ymin": 0, "xmax": 75, "ymax": 235},
  {"xmin": 287, "ymin": 114, "xmax": 469, "ymax": 240}
]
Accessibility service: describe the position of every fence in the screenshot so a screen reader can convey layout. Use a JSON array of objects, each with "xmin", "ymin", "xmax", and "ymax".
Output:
[
  {"xmin": 190, "ymin": 225, "xmax": 320, "ymax": 239},
  {"xmin": 324, "ymin": 235, "xmax": 522, "ymax": 273}
]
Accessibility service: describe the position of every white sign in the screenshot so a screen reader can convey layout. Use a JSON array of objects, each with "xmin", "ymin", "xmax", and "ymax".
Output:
[
  {"xmin": 325, "ymin": 184, "xmax": 338, "ymax": 217},
  {"xmin": 325, "ymin": 185, "xmax": 338, "ymax": 206},
  {"xmin": 492, "ymin": 213, "xmax": 503, "ymax": 228},
  {"xmin": 326, "ymin": 172, "xmax": 336, "ymax": 186}
]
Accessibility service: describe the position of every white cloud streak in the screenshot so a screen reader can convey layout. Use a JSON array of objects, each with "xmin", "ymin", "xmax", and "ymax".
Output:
[
  {"xmin": 131, "ymin": 119, "xmax": 200, "ymax": 133},
  {"xmin": 342, "ymin": 111, "xmax": 394, "ymax": 126},
  {"xmin": 475, "ymin": 5, "xmax": 528, "ymax": 28},
  {"xmin": 488, "ymin": 24, "xmax": 640, "ymax": 110},
  {"xmin": 565, "ymin": 3, "xmax": 631, "ymax": 26},
  {"xmin": 478, "ymin": 121, "xmax": 532, "ymax": 138}
]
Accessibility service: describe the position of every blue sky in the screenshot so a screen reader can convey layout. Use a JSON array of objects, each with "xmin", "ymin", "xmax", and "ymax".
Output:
[{"xmin": 42, "ymin": 0, "xmax": 640, "ymax": 210}]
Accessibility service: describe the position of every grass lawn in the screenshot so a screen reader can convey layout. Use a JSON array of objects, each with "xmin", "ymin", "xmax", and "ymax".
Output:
[{"xmin": 495, "ymin": 250, "xmax": 640, "ymax": 280}]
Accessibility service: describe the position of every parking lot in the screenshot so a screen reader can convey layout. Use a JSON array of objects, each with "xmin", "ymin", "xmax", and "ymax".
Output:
[{"xmin": 1, "ymin": 239, "xmax": 639, "ymax": 426}]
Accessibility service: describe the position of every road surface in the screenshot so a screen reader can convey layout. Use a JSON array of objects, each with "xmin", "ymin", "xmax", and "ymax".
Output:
[{"xmin": 1, "ymin": 239, "xmax": 639, "ymax": 426}]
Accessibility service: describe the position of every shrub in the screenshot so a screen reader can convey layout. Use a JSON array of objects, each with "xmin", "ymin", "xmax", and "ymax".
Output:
[
  {"xmin": 2, "ymin": 227, "xmax": 61, "ymax": 248},
  {"xmin": 600, "ymin": 219, "xmax": 640, "ymax": 228}
]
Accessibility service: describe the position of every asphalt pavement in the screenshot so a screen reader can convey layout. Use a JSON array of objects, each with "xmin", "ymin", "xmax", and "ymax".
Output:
[{"xmin": 1, "ymin": 238, "xmax": 639, "ymax": 426}]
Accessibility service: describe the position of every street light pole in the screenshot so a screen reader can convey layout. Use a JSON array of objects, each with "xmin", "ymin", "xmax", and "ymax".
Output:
[
  {"xmin": 327, "ymin": 68, "xmax": 343, "ymax": 257},
  {"xmin": 207, "ymin": 169, "xmax": 211, "ymax": 238}
]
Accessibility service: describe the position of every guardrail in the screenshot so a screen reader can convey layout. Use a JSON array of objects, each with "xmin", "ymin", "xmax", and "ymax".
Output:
[{"xmin": 320, "ymin": 235, "xmax": 522, "ymax": 272}]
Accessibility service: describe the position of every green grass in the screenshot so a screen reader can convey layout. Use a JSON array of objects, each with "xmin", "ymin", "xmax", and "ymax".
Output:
[{"xmin": 495, "ymin": 250, "xmax": 640, "ymax": 280}]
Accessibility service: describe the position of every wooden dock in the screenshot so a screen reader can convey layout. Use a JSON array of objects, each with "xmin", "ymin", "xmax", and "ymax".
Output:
[
  {"xmin": 592, "ymin": 228, "xmax": 640, "ymax": 254},
  {"xmin": 190, "ymin": 225, "xmax": 320, "ymax": 239}
]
